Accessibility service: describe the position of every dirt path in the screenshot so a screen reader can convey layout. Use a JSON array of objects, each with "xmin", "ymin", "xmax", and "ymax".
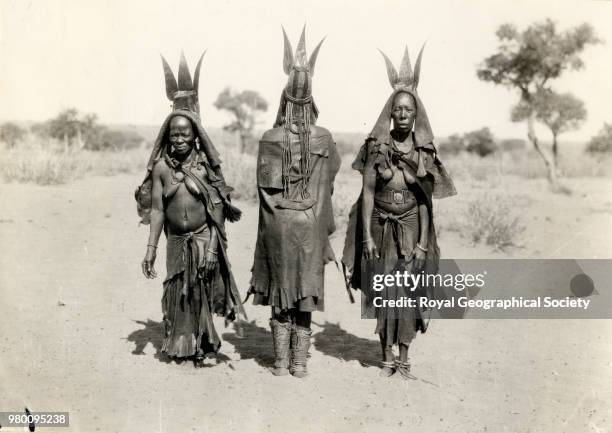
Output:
[{"xmin": 1, "ymin": 174, "xmax": 611, "ymax": 433}]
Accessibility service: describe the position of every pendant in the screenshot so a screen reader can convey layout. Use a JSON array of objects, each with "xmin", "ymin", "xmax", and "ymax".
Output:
[{"xmin": 171, "ymin": 170, "xmax": 185, "ymax": 184}]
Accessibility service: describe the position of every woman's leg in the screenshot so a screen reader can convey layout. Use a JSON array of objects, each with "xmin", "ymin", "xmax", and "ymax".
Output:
[
  {"xmin": 379, "ymin": 325, "xmax": 395, "ymax": 377},
  {"xmin": 291, "ymin": 311, "xmax": 312, "ymax": 378},
  {"xmin": 269, "ymin": 307, "xmax": 292, "ymax": 376}
]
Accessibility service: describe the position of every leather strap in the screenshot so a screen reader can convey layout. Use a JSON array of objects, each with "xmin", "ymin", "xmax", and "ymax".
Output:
[{"xmin": 374, "ymin": 188, "xmax": 414, "ymax": 205}]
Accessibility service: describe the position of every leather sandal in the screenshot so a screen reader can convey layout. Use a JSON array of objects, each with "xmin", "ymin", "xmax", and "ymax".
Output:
[
  {"xmin": 379, "ymin": 360, "xmax": 396, "ymax": 377},
  {"xmin": 395, "ymin": 360, "xmax": 416, "ymax": 380}
]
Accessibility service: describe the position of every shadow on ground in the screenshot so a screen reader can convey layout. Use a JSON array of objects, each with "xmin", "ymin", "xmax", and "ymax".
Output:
[
  {"xmin": 125, "ymin": 318, "xmax": 231, "ymax": 366},
  {"xmin": 125, "ymin": 318, "xmax": 165, "ymax": 358},
  {"xmin": 312, "ymin": 321, "xmax": 381, "ymax": 367},
  {"xmin": 223, "ymin": 320, "xmax": 274, "ymax": 368}
]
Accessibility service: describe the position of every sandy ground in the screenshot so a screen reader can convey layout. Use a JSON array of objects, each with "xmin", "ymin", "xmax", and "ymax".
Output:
[{"xmin": 1, "ymin": 173, "xmax": 612, "ymax": 433}]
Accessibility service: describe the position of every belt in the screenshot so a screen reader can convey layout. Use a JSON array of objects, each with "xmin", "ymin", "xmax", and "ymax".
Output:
[{"xmin": 375, "ymin": 188, "xmax": 415, "ymax": 205}]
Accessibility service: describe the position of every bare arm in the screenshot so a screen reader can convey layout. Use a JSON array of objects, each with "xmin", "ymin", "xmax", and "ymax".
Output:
[
  {"xmin": 361, "ymin": 142, "xmax": 378, "ymax": 259},
  {"xmin": 411, "ymin": 198, "xmax": 430, "ymax": 273},
  {"xmin": 418, "ymin": 203, "xmax": 429, "ymax": 249},
  {"xmin": 203, "ymin": 218, "xmax": 219, "ymax": 278},
  {"xmin": 142, "ymin": 163, "xmax": 165, "ymax": 279}
]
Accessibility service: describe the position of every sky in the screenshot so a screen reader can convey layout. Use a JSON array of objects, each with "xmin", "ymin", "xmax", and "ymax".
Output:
[{"xmin": 1, "ymin": 0, "xmax": 611, "ymax": 141}]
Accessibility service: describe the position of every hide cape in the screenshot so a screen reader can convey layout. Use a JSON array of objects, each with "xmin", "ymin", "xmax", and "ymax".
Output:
[
  {"xmin": 250, "ymin": 124, "xmax": 341, "ymax": 312},
  {"xmin": 341, "ymin": 46, "xmax": 456, "ymax": 332}
]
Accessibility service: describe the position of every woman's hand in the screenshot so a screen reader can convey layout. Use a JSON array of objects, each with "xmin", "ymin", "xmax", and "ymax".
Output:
[
  {"xmin": 204, "ymin": 249, "xmax": 219, "ymax": 279},
  {"xmin": 410, "ymin": 246, "xmax": 426, "ymax": 273},
  {"xmin": 142, "ymin": 246, "xmax": 157, "ymax": 279},
  {"xmin": 363, "ymin": 237, "xmax": 379, "ymax": 260}
]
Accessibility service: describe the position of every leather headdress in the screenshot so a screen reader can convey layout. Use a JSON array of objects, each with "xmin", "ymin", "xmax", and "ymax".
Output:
[
  {"xmin": 135, "ymin": 51, "xmax": 230, "ymax": 224},
  {"xmin": 274, "ymin": 26, "xmax": 325, "ymax": 199},
  {"xmin": 161, "ymin": 50, "xmax": 205, "ymax": 116},
  {"xmin": 369, "ymin": 44, "xmax": 434, "ymax": 162}
]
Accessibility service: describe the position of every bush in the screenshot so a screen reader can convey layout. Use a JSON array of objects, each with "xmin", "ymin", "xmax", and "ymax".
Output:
[
  {"xmin": 464, "ymin": 127, "xmax": 498, "ymax": 157},
  {"xmin": 0, "ymin": 122, "xmax": 26, "ymax": 148},
  {"xmin": 438, "ymin": 128, "xmax": 499, "ymax": 158},
  {"xmin": 85, "ymin": 128, "xmax": 145, "ymax": 151},
  {"xmin": 586, "ymin": 123, "xmax": 612, "ymax": 155},
  {"xmin": 462, "ymin": 194, "xmax": 525, "ymax": 250},
  {"xmin": 438, "ymin": 134, "xmax": 464, "ymax": 156}
]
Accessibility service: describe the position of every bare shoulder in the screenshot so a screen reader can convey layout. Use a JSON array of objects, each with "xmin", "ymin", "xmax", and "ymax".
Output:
[{"xmin": 152, "ymin": 158, "xmax": 170, "ymax": 177}]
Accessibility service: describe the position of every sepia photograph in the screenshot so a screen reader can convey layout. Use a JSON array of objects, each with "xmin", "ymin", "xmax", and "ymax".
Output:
[{"xmin": 1, "ymin": 0, "xmax": 611, "ymax": 432}]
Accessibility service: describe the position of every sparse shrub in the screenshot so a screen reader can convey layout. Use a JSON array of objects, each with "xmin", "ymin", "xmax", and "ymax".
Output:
[
  {"xmin": 0, "ymin": 122, "xmax": 26, "ymax": 148},
  {"xmin": 462, "ymin": 194, "xmax": 525, "ymax": 250}
]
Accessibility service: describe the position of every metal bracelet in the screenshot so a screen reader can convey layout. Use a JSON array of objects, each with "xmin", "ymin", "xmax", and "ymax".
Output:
[
  {"xmin": 207, "ymin": 249, "xmax": 218, "ymax": 255},
  {"xmin": 147, "ymin": 244, "xmax": 158, "ymax": 249},
  {"xmin": 415, "ymin": 243, "xmax": 428, "ymax": 253}
]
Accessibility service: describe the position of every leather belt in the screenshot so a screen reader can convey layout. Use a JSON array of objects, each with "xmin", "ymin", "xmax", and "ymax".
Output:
[{"xmin": 374, "ymin": 188, "xmax": 414, "ymax": 205}]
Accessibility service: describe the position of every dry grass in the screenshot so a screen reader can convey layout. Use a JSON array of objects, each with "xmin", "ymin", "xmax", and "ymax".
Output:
[
  {"xmin": 0, "ymin": 138, "xmax": 145, "ymax": 185},
  {"xmin": 436, "ymin": 190, "xmax": 526, "ymax": 251},
  {"xmin": 2, "ymin": 135, "xmax": 606, "ymax": 255},
  {"xmin": 442, "ymin": 147, "xmax": 611, "ymax": 183},
  {"xmin": 219, "ymin": 148, "xmax": 258, "ymax": 202}
]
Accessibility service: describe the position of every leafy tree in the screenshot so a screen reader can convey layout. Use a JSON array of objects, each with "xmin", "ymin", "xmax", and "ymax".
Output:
[
  {"xmin": 46, "ymin": 108, "xmax": 103, "ymax": 150},
  {"xmin": 477, "ymin": 19, "xmax": 599, "ymax": 189},
  {"xmin": 214, "ymin": 87, "xmax": 268, "ymax": 153},
  {"xmin": 586, "ymin": 123, "xmax": 612, "ymax": 155},
  {"xmin": 0, "ymin": 122, "xmax": 26, "ymax": 148},
  {"xmin": 464, "ymin": 127, "xmax": 498, "ymax": 157},
  {"xmin": 48, "ymin": 108, "xmax": 81, "ymax": 149},
  {"xmin": 512, "ymin": 89, "xmax": 586, "ymax": 167}
]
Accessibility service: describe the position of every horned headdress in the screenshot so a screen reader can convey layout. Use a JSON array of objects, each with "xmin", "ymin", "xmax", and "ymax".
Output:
[
  {"xmin": 135, "ymin": 50, "xmax": 241, "ymax": 225},
  {"xmin": 276, "ymin": 25, "xmax": 325, "ymax": 200},
  {"xmin": 161, "ymin": 50, "xmax": 206, "ymax": 116},
  {"xmin": 379, "ymin": 45, "xmax": 425, "ymax": 92},
  {"xmin": 365, "ymin": 44, "xmax": 434, "ymax": 178},
  {"xmin": 355, "ymin": 43, "xmax": 456, "ymax": 199}
]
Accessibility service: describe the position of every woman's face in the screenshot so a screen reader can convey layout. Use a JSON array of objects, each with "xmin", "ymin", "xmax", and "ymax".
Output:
[
  {"xmin": 169, "ymin": 116, "xmax": 195, "ymax": 155},
  {"xmin": 391, "ymin": 92, "xmax": 416, "ymax": 132}
]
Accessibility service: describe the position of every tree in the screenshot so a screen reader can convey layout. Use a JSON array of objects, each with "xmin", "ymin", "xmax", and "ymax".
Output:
[
  {"xmin": 46, "ymin": 108, "xmax": 103, "ymax": 150},
  {"xmin": 0, "ymin": 122, "xmax": 25, "ymax": 148},
  {"xmin": 512, "ymin": 89, "xmax": 586, "ymax": 167},
  {"xmin": 586, "ymin": 123, "xmax": 612, "ymax": 155},
  {"xmin": 464, "ymin": 127, "xmax": 498, "ymax": 157},
  {"xmin": 477, "ymin": 19, "xmax": 599, "ymax": 190},
  {"xmin": 214, "ymin": 87, "xmax": 268, "ymax": 153},
  {"xmin": 48, "ymin": 108, "xmax": 81, "ymax": 150}
]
